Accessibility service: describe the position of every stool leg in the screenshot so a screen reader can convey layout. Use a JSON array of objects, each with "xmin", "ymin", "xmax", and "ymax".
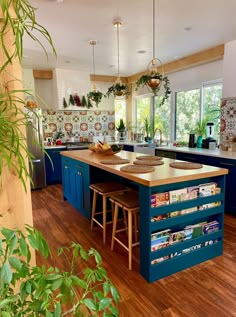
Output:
[
  {"xmin": 103, "ymin": 195, "xmax": 107, "ymax": 244},
  {"xmin": 134, "ymin": 212, "xmax": 138, "ymax": 243},
  {"xmin": 122, "ymin": 208, "xmax": 128, "ymax": 236},
  {"xmin": 111, "ymin": 204, "xmax": 119, "ymax": 251},
  {"xmin": 90, "ymin": 191, "xmax": 97, "ymax": 231},
  {"xmin": 128, "ymin": 210, "xmax": 133, "ymax": 270}
]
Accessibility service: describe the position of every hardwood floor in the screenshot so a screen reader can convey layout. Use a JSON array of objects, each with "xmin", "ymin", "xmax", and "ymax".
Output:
[{"xmin": 32, "ymin": 184, "xmax": 236, "ymax": 317}]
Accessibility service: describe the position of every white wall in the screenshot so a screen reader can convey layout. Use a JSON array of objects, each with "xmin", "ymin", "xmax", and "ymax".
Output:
[{"xmin": 223, "ymin": 40, "xmax": 236, "ymax": 98}]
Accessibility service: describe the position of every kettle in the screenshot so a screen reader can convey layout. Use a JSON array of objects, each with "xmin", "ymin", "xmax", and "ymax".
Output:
[{"xmin": 188, "ymin": 133, "xmax": 196, "ymax": 148}]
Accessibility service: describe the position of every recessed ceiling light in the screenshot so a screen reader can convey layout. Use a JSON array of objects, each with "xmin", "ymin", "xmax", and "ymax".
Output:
[
  {"xmin": 184, "ymin": 27, "xmax": 192, "ymax": 31},
  {"xmin": 65, "ymin": 60, "xmax": 71, "ymax": 64},
  {"xmin": 109, "ymin": 65, "xmax": 115, "ymax": 68},
  {"xmin": 137, "ymin": 50, "xmax": 147, "ymax": 54}
]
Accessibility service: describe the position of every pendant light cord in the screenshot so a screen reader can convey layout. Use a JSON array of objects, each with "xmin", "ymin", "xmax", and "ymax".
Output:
[
  {"xmin": 117, "ymin": 22, "xmax": 120, "ymax": 76},
  {"xmin": 92, "ymin": 43, "xmax": 96, "ymax": 82},
  {"xmin": 153, "ymin": 0, "xmax": 155, "ymax": 60}
]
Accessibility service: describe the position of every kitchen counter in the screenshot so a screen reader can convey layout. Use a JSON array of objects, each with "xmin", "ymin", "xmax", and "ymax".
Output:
[
  {"xmin": 60, "ymin": 149, "xmax": 227, "ymax": 282},
  {"xmin": 44, "ymin": 145, "xmax": 67, "ymax": 149},
  {"xmin": 60, "ymin": 150, "xmax": 228, "ymax": 187}
]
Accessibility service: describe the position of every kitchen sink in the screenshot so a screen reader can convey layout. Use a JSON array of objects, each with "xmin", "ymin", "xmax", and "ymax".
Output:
[{"xmin": 133, "ymin": 144, "xmax": 156, "ymax": 155}]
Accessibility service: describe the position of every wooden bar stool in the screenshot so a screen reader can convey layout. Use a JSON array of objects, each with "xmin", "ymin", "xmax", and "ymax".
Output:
[
  {"xmin": 90, "ymin": 182, "xmax": 128, "ymax": 244},
  {"xmin": 110, "ymin": 191, "xmax": 140, "ymax": 270}
]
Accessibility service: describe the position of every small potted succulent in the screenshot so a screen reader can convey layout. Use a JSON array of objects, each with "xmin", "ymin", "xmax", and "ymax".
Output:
[{"xmin": 116, "ymin": 119, "xmax": 127, "ymax": 141}]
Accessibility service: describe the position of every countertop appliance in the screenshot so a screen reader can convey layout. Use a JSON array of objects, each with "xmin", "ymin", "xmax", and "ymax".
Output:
[
  {"xmin": 26, "ymin": 109, "xmax": 46, "ymax": 189},
  {"xmin": 203, "ymin": 122, "xmax": 216, "ymax": 149}
]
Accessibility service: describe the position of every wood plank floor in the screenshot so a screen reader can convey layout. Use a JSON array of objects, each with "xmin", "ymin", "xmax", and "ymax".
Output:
[{"xmin": 32, "ymin": 184, "xmax": 236, "ymax": 317}]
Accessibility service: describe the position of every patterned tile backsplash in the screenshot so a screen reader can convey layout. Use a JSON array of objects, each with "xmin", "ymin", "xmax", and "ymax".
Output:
[
  {"xmin": 220, "ymin": 97, "xmax": 236, "ymax": 151},
  {"xmin": 42, "ymin": 110, "xmax": 115, "ymax": 141}
]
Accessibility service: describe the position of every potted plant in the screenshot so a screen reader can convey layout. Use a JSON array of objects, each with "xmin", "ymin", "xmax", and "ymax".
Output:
[
  {"xmin": 0, "ymin": 225, "xmax": 120, "ymax": 316},
  {"xmin": 143, "ymin": 117, "xmax": 153, "ymax": 142},
  {"xmin": 195, "ymin": 118, "xmax": 207, "ymax": 148},
  {"xmin": 116, "ymin": 119, "xmax": 127, "ymax": 141},
  {"xmin": 106, "ymin": 82, "xmax": 130, "ymax": 99},
  {"xmin": 135, "ymin": 72, "xmax": 171, "ymax": 106},
  {"xmin": 87, "ymin": 90, "xmax": 104, "ymax": 107}
]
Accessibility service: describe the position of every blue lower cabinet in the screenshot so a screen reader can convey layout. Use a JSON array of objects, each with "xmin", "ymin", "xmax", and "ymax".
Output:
[
  {"xmin": 61, "ymin": 156, "xmax": 90, "ymax": 218},
  {"xmin": 45, "ymin": 149, "xmax": 63, "ymax": 184},
  {"xmin": 122, "ymin": 145, "xmax": 134, "ymax": 152}
]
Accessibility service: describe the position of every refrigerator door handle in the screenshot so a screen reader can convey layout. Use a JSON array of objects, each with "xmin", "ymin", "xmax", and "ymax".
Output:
[{"xmin": 32, "ymin": 159, "xmax": 41, "ymax": 163}]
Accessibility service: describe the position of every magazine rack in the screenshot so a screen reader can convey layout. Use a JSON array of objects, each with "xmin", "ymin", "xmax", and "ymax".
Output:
[{"xmin": 138, "ymin": 175, "xmax": 225, "ymax": 283}]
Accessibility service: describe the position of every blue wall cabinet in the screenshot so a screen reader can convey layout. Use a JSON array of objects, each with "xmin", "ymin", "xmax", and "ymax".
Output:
[
  {"xmin": 61, "ymin": 156, "xmax": 90, "ymax": 218},
  {"xmin": 45, "ymin": 149, "xmax": 63, "ymax": 184}
]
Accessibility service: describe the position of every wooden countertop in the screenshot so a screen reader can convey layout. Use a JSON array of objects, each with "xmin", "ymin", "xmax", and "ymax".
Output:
[{"xmin": 60, "ymin": 150, "xmax": 228, "ymax": 187}]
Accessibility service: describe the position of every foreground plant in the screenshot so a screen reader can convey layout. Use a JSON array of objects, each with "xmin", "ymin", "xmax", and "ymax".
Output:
[{"xmin": 0, "ymin": 225, "xmax": 120, "ymax": 316}]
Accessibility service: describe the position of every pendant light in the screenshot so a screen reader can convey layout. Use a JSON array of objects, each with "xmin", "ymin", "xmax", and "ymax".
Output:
[
  {"xmin": 106, "ymin": 18, "xmax": 130, "ymax": 99},
  {"xmin": 87, "ymin": 40, "xmax": 104, "ymax": 107},
  {"xmin": 135, "ymin": 0, "xmax": 171, "ymax": 106}
]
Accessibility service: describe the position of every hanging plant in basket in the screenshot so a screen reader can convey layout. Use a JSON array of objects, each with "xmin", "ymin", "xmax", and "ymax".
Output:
[
  {"xmin": 87, "ymin": 90, "xmax": 104, "ymax": 107},
  {"xmin": 135, "ymin": 72, "xmax": 171, "ymax": 106},
  {"xmin": 106, "ymin": 82, "xmax": 130, "ymax": 99}
]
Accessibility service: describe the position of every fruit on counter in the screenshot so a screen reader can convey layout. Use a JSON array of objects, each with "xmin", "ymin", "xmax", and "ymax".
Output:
[{"xmin": 111, "ymin": 144, "xmax": 120, "ymax": 152}]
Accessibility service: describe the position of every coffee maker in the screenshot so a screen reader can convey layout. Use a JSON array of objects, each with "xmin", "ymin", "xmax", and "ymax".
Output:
[{"xmin": 202, "ymin": 122, "xmax": 217, "ymax": 149}]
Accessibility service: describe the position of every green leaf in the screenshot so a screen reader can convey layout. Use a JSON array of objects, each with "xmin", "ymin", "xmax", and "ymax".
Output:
[
  {"xmin": 71, "ymin": 276, "xmax": 87, "ymax": 289},
  {"xmin": 103, "ymin": 281, "xmax": 111, "ymax": 296},
  {"xmin": 26, "ymin": 281, "xmax": 32, "ymax": 294},
  {"xmin": 29, "ymin": 300, "xmax": 43, "ymax": 312},
  {"xmin": 110, "ymin": 286, "xmax": 120, "ymax": 304},
  {"xmin": 0, "ymin": 296, "xmax": 19, "ymax": 309},
  {"xmin": 28, "ymin": 233, "xmax": 39, "ymax": 250},
  {"xmin": 109, "ymin": 306, "xmax": 119, "ymax": 316},
  {"xmin": 1, "ymin": 262, "xmax": 12, "ymax": 284},
  {"xmin": 45, "ymin": 274, "xmax": 62, "ymax": 281},
  {"xmin": 8, "ymin": 256, "xmax": 22, "ymax": 271},
  {"xmin": 19, "ymin": 236, "xmax": 28, "ymax": 258},
  {"xmin": 46, "ymin": 312, "xmax": 54, "ymax": 317},
  {"xmin": 103, "ymin": 313, "xmax": 115, "ymax": 317},
  {"xmin": 1, "ymin": 228, "xmax": 15, "ymax": 240},
  {"xmin": 94, "ymin": 250, "xmax": 102, "ymax": 265},
  {"xmin": 1, "ymin": 312, "xmax": 11, "ymax": 317},
  {"xmin": 99, "ymin": 298, "xmax": 112, "ymax": 311},
  {"xmin": 54, "ymin": 302, "xmax": 61, "ymax": 317},
  {"xmin": 79, "ymin": 247, "xmax": 89, "ymax": 261},
  {"xmin": 51, "ymin": 277, "xmax": 63, "ymax": 291},
  {"xmin": 8, "ymin": 235, "xmax": 18, "ymax": 255},
  {"xmin": 83, "ymin": 298, "xmax": 97, "ymax": 312}
]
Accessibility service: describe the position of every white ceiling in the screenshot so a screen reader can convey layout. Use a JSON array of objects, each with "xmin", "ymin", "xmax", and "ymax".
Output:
[{"xmin": 23, "ymin": 0, "xmax": 236, "ymax": 76}]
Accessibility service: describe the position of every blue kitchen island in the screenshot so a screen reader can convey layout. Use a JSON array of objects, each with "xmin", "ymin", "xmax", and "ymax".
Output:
[{"xmin": 61, "ymin": 149, "xmax": 228, "ymax": 282}]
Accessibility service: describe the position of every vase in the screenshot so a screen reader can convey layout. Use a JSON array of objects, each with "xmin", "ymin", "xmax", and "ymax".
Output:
[{"xmin": 196, "ymin": 135, "xmax": 203, "ymax": 148}]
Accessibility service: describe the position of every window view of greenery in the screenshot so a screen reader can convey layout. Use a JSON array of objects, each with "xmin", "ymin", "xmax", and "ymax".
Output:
[
  {"xmin": 135, "ymin": 97, "xmax": 151, "ymax": 133},
  {"xmin": 203, "ymin": 83, "xmax": 222, "ymax": 140},
  {"xmin": 154, "ymin": 97, "xmax": 170, "ymax": 141},
  {"xmin": 115, "ymin": 99, "xmax": 126, "ymax": 127},
  {"xmin": 175, "ymin": 89, "xmax": 200, "ymax": 141}
]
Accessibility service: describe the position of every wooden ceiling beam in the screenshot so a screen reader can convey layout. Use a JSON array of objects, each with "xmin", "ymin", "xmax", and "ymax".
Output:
[
  {"xmin": 89, "ymin": 74, "xmax": 128, "ymax": 84},
  {"xmin": 33, "ymin": 69, "xmax": 53, "ymax": 80},
  {"xmin": 128, "ymin": 44, "xmax": 224, "ymax": 83}
]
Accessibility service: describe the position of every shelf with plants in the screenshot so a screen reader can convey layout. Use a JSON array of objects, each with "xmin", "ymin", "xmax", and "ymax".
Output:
[{"xmin": 138, "ymin": 175, "xmax": 225, "ymax": 282}]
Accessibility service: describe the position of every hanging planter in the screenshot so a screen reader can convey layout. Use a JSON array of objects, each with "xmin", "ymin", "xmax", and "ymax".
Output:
[
  {"xmin": 87, "ymin": 90, "xmax": 103, "ymax": 107},
  {"xmin": 106, "ymin": 81, "xmax": 130, "ymax": 99},
  {"xmin": 135, "ymin": 72, "xmax": 171, "ymax": 106}
]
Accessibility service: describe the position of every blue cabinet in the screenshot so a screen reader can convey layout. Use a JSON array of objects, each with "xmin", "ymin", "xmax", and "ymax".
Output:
[
  {"xmin": 61, "ymin": 156, "xmax": 90, "ymax": 218},
  {"xmin": 45, "ymin": 148, "xmax": 63, "ymax": 184},
  {"xmin": 176, "ymin": 152, "xmax": 236, "ymax": 215},
  {"xmin": 122, "ymin": 144, "xmax": 134, "ymax": 152}
]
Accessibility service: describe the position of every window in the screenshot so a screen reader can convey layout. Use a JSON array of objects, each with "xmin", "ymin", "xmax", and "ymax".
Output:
[
  {"xmin": 114, "ymin": 99, "xmax": 126, "ymax": 127},
  {"xmin": 175, "ymin": 89, "xmax": 200, "ymax": 142},
  {"xmin": 154, "ymin": 97, "xmax": 171, "ymax": 141},
  {"xmin": 175, "ymin": 82, "xmax": 222, "ymax": 142},
  {"xmin": 135, "ymin": 96, "xmax": 151, "ymax": 132}
]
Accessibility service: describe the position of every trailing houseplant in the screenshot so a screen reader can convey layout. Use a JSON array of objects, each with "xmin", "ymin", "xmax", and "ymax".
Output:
[
  {"xmin": 135, "ymin": 72, "xmax": 171, "ymax": 106},
  {"xmin": 0, "ymin": 225, "xmax": 120, "ymax": 316},
  {"xmin": 0, "ymin": 0, "xmax": 56, "ymax": 190},
  {"xmin": 87, "ymin": 90, "xmax": 104, "ymax": 107},
  {"xmin": 106, "ymin": 76, "xmax": 130, "ymax": 99}
]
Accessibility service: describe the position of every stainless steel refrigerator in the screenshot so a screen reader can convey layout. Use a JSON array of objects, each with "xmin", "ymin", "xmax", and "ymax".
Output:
[{"xmin": 26, "ymin": 108, "xmax": 46, "ymax": 189}]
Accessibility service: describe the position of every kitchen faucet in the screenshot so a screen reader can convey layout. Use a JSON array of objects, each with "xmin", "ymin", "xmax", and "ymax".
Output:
[{"xmin": 154, "ymin": 128, "xmax": 162, "ymax": 146}]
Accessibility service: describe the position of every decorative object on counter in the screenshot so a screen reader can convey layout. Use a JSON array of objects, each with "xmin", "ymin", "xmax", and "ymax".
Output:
[
  {"xmin": 169, "ymin": 162, "xmax": 203, "ymax": 169},
  {"xmin": 136, "ymin": 155, "xmax": 162, "ymax": 160},
  {"xmin": 135, "ymin": 0, "xmax": 171, "ymax": 105},
  {"xmin": 63, "ymin": 97, "xmax": 68, "ymax": 108},
  {"xmin": 116, "ymin": 118, "xmax": 127, "ymax": 141},
  {"xmin": 143, "ymin": 117, "xmax": 154, "ymax": 142},
  {"xmin": 106, "ymin": 19, "xmax": 130, "ymax": 99},
  {"xmin": 73, "ymin": 93, "xmax": 82, "ymax": 107},
  {"xmin": 120, "ymin": 165, "xmax": 155, "ymax": 173},
  {"xmin": 87, "ymin": 40, "xmax": 104, "ymax": 107},
  {"xmin": 134, "ymin": 159, "xmax": 164, "ymax": 166},
  {"xmin": 89, "ymin": 142, "xmax": 122, "ymax": 155},
  {"xmin": 195, "ymin": 117, "xmax": 207, "ymax": 148},
  {"xmin": 81, "ymin": 95, "xmax": 87, "ymax": 107},
  {"xmin": 69, "ymin": 94, "xmax": 75, "ymax": 105},
  {"xmin": 100, "ymin": 158, "xmax": 130, "ymax": 165}
]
